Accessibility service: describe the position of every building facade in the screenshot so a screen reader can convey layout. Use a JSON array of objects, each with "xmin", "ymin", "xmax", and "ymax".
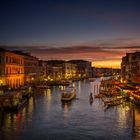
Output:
[
  {"xmin": 47, "ymin": 65, "xmax": 63, "ymax": 81},
  {"xmin": 46, "ymin": 60, "xmax": 64, "ymax": 81},
  {"xmin": 0, "ymin": 48, "xmax": 24, "ymax": 88},
  {"xmin": 23, "ymin": 54, "xmax": 39, "ymax": 84},
  {"xmin": 37, "ymin": 60, "xmax": 47, "ymax": 82},
  {"xmin": 121, "ymin": 52, "xmax": 140, "ymax": 83},
  {"xmin": 68, "ymin": 60, "xmax": 92, "ymax": 78},
  {"xmin": 63, "ymin": 63, "xmax": 77, "ymax": 79},
  {"xmin": 14, "ymin": 51, "xmax": 39, "ymax": 84}
]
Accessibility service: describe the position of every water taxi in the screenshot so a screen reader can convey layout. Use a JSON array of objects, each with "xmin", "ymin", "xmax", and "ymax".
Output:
[{"xmin": 61, "ymin": 86, "xmax": 76, "ymax": 101}]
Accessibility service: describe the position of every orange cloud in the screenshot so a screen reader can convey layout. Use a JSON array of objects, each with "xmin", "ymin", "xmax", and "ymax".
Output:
[{"xmin": 1, "ymin": 37, "xmax": 140, "ymax": 68}]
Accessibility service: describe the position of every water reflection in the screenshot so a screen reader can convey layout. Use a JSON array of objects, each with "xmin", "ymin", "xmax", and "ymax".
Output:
[
  {"xmin": 133, "ymin": 106, "xmax": 140, "ymax": 140},
  {"xmin": 117, "ymin": 104, "xmax": 131, "ymax": 129},
  {"xmin": 61, "ymin": 101, "xmax": 73, "ymax": 119},
  {"xmin": 44, "ymin": 89, "xmax": 52, "ymax": 111},
  {"xmin": 0, "ymin": 96, "xmax": 36, "ymax": 130},
  {"xmin": 0, "ymin": 78, "xmax": 140, "ymax": 140}
]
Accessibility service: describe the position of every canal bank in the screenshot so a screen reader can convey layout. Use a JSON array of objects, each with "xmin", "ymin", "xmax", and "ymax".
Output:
[{"xmin": 0, "ymin": 78, "xmax": 139, "ymax": 140}]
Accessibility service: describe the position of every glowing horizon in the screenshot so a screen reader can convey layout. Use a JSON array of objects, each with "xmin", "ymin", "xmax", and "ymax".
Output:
[{"xmin": 92, "ymin": 60, "xmax": 121, "ymax": 69}]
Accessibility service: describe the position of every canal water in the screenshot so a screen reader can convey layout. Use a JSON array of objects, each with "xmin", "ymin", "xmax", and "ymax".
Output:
[{"xmin": 0, "ymin": 78, "xmax": 140, "ymax": 140}]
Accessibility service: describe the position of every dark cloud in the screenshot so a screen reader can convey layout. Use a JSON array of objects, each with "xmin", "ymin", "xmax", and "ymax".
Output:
[{"xmin": 1, "ymin": 38, "xmax": 140, "ymax": 61}]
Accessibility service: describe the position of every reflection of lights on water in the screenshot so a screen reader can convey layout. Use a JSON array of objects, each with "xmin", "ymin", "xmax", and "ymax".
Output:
[
  {"xmin": 5, "ymin": 114, "xmax": 12, "ymax": 128},
  {"xmin": 117, "ymin": 106, "xmax": 130, "ymax": 129},
  {"xmin": 63, "ymin": 104, "xmax": 70, "ymax": 119},
  {"xmin": 44, "ymin": 89, "xmax": 52, "ymax": 111},
  {"xmin": 92, "ymin": 82, "xmax": 100, "ymax": 94},
  {"xmin": 135, "ymin": 108, "xmax": 140, "ymax": 139},
  {"xmin": 58, "ymin": 85, "xmax": 65, "ymax": 91},
  {"xmin": 4, "ymin": 113, "xmax": 18, "ymax": 129},
  {"xmin": 125, "ymin": 106, "xmax": 130, "ymax": 112},
  {"xmin": 47, "ymin": 89, "xmax": 51, "ymax": 100},
  {"xmin": 22, "ymin": 107, "xmax": 26, "ymax": 116},
  {"xmin": 16, "ymin": 113, "xmax": 21, "ymax": 121},
  {"xmin": 64, "ymin": 104, "xmax": 68, "ymax": 113},
  {"xmin": 28, "ymin": 97, "xmax": 34, "ymax": 114},
  {"xmin": 78, "ymin": 81, "xmax": 81, "ymax": 93}
]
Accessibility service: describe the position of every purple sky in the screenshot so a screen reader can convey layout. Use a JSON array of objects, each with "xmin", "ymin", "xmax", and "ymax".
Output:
[{"xmin": 0, "ymin": 0, "xmax": 140, "ymax": 67}]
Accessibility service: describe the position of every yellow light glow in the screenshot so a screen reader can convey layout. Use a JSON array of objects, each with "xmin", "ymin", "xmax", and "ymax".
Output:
[
  {"xmin": 92, "ymin": 60, "xmax": 121, "ymax": 68},
  {"xmin": 31, "ymin": 77, "xmax": 34, "ymax": 80},
  {"xmin": 0, "ymin": 80, "xmax": 3, "ymax": 85}
]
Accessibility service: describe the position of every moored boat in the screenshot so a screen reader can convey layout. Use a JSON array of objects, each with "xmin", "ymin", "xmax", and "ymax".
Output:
[
  {"xmin": 129, "ymin": 91, "xmax": 140, "ymax": 105},
  {"xmin": 61, "ymin": 86, "xmax": 76, "ymax": 101}
]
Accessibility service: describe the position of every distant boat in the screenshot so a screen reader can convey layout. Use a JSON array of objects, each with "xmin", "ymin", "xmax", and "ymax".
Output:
[
  {"xmin": 129, "ymin": 91, "xmax": 140, "ymax": 105},
  {"xmin": 61, "ymin": 86, "xmax": 76, "ymax": 101}
]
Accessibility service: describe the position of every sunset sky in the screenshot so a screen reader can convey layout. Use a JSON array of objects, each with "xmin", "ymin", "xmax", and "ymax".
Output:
[{"xmin": 1, "ymin": 0, "xmax": 140, "ymax": 68}]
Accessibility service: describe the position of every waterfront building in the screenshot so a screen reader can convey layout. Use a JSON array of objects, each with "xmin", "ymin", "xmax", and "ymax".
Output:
[
  {"xmin": 37, "ymin": 60, "xmax": 47, "ymax": 82},
  {"xmin": 63, "ymin": 63, "xmax": 77, "ymax": 79},
  {"xmin": 94, "ymin": 68, "xmax": 120, "ymax": 77},
  {"xmin": 46, "ymin": 60, "xmax": 77, "ymax": 81},
  {"xmin": 0, "ymin": 48, "xmax": 24, "ymax": 88},
  {"xmin": 47, "ymin": 65, "xmax": 63, "ymax": 81},
  {"xmin": 46, "ymin": 60, "xmax": 65, "ymax": 81},
  {"xmin": 121, "ymin": 52, "xmax": 140, "ymax": 83},
  {"xmin": 71, "ymin": 63, "xmax": 77, "ymax": 78},
  {"xmin": 14, "ymin": 51, "xmax": 39, "ymax": 84},
  {"xmin": 23, "ymin": 53, "xmax": 39, "ymax": 84},
  {"xmin": 68, "ymin": 60, "xmax": 92, "ymax": 78}
]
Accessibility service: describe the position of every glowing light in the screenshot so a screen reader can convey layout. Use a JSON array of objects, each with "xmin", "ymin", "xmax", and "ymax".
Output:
[
  {"xmin": 31, "ymin": 77, "xmax": 34, "ymax": 81},
  {"xmin": 92, "ymin": 60, "xmax": 121, "ymax": 68},
  {"xmin": 0, "ymin": 80, "xmax": 3, "ymax": 85}
]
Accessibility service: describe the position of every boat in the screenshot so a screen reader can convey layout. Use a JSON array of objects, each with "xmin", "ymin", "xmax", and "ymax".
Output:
[
  {"xmin": 102, "ymin": 96, "xmax": 126, "ymax": 107},
  {"xmin": 61, "ymin": 86, "xmax": 76, "ymax": 101},
  {"xmin": 129, "ymin": 91, "xmax": 140, "ymax": 105}
]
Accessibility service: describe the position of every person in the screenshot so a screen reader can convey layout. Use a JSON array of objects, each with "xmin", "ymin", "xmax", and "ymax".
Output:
[{"xmin": 89, "ymin": 92, "xmax": 93, "ymax": 102}]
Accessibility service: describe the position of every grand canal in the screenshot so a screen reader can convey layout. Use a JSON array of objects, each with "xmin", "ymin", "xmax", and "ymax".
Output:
[{"xmin": 0, "ymin": 78, "xmax": 140, "ymax": 140}]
